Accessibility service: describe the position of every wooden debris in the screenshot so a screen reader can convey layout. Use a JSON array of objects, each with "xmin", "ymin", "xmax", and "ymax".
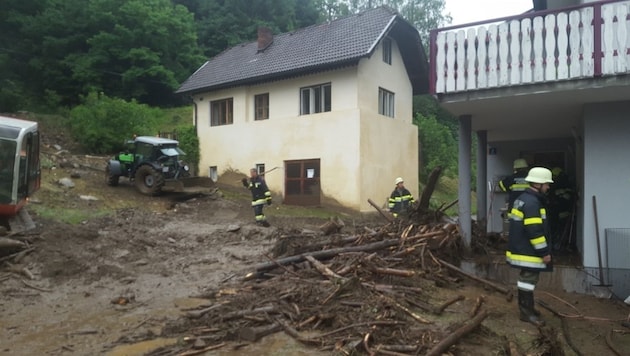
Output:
[
  {"xmin": 437, "ymin": 258, "xmax": 510, "ymax": 295},
  {"xmin": 238, "ymin": 323, "xmax": 282, "ymax": 342},
  {"xmin": 425, "ymin": 309, "xmax": 489, "ymax": 356},
  {"xmin": 367, "ymin": 198, "xmax": 394, "ymax": 222}
]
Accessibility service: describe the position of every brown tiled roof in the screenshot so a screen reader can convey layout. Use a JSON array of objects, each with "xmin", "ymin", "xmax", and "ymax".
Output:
[{"xmin": 176, "ymin": 6, "xmax": 428, "ymax": 95}]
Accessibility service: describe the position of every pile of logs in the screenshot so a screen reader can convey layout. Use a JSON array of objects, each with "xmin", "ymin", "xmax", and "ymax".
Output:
[{"xmin": 152, "ymin": 216, "xmax": 518, "ymax": 356}]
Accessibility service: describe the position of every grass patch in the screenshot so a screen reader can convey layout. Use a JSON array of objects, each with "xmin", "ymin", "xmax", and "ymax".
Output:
[{"xmin": 30, "ymin": 205, "xmax": 110, "ymax": 225}]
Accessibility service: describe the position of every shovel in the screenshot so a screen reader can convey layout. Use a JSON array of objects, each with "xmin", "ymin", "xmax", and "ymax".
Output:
[{"xmin": 591, "ymin": 195, "xmax": 612, "ymax": 298}]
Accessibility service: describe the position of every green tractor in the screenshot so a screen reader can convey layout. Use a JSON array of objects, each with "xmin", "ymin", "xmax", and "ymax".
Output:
[{"xmin": 106, "ymin": 136, "xmax": 214, "ymax": 195}]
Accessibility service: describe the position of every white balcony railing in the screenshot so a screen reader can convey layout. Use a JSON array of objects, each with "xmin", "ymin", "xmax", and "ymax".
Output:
[{"xmin": 429, "ymin": 0, "xmax": 630, "ymax": 94}]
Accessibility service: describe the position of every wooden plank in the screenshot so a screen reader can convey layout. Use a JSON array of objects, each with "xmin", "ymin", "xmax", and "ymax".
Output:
[
  {"xmin": 446, "ymin": 31, "xmax": 456, "ymax": 92},
  {"xmin": 521, "ymin": 18, "xmax": 533, "ymax": 83},
  {"xmin": 498, "ymin": 22, "xmax": 509, "ymax": 86},
  {"xmin": 615, "ymin": 3, "xmax": 628, "ymax": 72},
  {"xmin": 581, "ymin": 7, "xmax": 594, "ymax": 76},
  {"xmin": 436, "ymin": 32, "xmax": 446, "ymax": 93},
  {"xmin": 466, "ymin": 28, "xmax": 477, "ymax": 90},
  {"xmin": 568, "ymin": 10, "xmax": 582, "ymax": 78},
  {"xmin": 557, "ymin": 12, "xmax": 569, "ymax": 79},
  {"xmin": 477, "ymin": 27, "xmax": 488, "ymax": 88},
  {"xmin": 533, "ymin": 16, "xmax": 545, "ymax": 82},
  {"xmin": 456, "ymin": 29, "xmax": 466, "ymax": 91},
  {"xmin": 487, "ymin": 24, "xmax": 498, "ymax": 87},
  {"xmin": 509, "ymin": 20, "xmax": 521, "ymax": 84},
  {"xmin": 544, "ymin": 14, "xmax": 557, "ymax": 81},
  {"xmin": 602, "ymin": 4, "xmax": 615, "ymax": 74}
]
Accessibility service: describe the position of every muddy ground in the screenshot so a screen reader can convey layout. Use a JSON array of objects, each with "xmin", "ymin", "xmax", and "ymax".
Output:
[{"xmin": 1, "ymin": 136, "xmax": 629, "ymax": 356}]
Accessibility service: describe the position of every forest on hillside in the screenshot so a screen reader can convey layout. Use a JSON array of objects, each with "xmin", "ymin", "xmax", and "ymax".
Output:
[{"xmin": 1, "ymin": 0, "xmax": 462, "ymax": 179}]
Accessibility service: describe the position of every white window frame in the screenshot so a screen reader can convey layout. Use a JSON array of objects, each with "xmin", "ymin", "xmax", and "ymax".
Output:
[
  {"xmin": 300, "ymin": 83, "xmax": 331, "ymax": 115},
  {"xmin": 378, "ymin": 87, "xmax": 395, "ymax": 118}
]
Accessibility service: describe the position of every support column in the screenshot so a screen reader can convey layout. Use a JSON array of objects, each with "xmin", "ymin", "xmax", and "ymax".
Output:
[
  {"xmin": 476, "ymin": 130, "xmax": 488, "ymax": 224},
  {"xmin": 458, "ymin": 115, "xmax": 472, "ymax": 247}
]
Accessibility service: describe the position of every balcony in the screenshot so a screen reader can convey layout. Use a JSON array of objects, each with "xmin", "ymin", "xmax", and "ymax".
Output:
[{"xmin": 429, "ymin": 0, "xmax": 630, "ymax": 95}]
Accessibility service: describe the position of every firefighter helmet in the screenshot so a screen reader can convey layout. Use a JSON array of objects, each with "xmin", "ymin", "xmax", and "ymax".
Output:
[
  {"xmin": 525, "ymin": 167, "xmax": 554, "ymax": 184},
  {"xmin": 513, "ymin": 158, "xmax": 528, "ymax": 169},
  {"xmin": 394, "ymin": 177, "xmax": 404, "ymax": 185}
]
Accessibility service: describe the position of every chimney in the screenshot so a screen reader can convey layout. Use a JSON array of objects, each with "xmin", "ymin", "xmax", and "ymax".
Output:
[{"xmin": 257, "ymin": 27, "xmax": 273, "ymax": 52}]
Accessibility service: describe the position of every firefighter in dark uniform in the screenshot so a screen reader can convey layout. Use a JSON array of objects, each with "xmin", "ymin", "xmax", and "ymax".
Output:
[
  {"xmin": 507, "ymin": 167, "xmax": 554, "ymax": 326},
  {"xmin": 242, "ymin": 168, "xmax": 272, "ymax": 227},
  {"xmin": 499, "ymin": 158, "xmax": 530, "ymax": 210},
  {"xmin": 388, "ymin": 177, "xmax": 414, "ymax": 218},
  {"xmin": 548, "ymin": 167, "xmax": 575, "ymax": 250}
]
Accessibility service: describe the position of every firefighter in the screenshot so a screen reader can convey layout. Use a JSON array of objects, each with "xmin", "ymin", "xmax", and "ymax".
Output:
[
  {"xmin": 388, "ymin": 177, "xmax": 414, "ymax": 218},
  {"xmin": 242, "ymin": 168, "xmax": 272, "ymax": 227},
  {"xmin": 507, "ymin": 167, "xmax": 554, "ymax": 326},
  {"xmin": 548, "ymin": 167, "xmax": 575, "ymax": 250},
  {"xmin": 499, "ymin": 158, "xmax": 530, "ymax": 211}
]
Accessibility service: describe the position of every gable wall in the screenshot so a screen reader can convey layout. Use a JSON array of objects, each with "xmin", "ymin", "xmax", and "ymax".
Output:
[{"xmin": 356, "ymin": 36, "xmax": 418, "ymax": 209}]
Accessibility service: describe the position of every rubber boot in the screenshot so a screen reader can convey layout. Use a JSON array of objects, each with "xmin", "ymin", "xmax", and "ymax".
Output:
[{"xmin": 518, "ymin": 290, "xmax": 545, "ymax": 326}]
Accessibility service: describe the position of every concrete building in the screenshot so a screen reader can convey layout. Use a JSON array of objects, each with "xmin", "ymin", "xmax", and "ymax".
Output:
[
  {"xmin": 177, "ymin": 7, "xmax": 428, "ymax": 212},
  {"xmin": 430, "ymin": 0, "xmax": 630, "ymax": 297}
]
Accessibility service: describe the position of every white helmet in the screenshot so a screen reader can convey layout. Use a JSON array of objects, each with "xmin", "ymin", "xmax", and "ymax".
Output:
[
  {"xmin": 513, "ymin": 158, "xmax": 528, "ymax": 169},
  {"xmin": 394, "ymin": 177, "xmax": 404, "ymax": 185},
  {"xmin": 525, "ymin": 167, "xmax": 554, "ymax": 184}
]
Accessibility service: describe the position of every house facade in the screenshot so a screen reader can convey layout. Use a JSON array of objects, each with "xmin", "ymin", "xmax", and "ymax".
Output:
[
  {"xmin": 177, "ymin": 7, "xmax": 428, "ymax": 212},
  {"xmin": 431, "ymin": 0, "xmax": 630, "ymax": 297}
]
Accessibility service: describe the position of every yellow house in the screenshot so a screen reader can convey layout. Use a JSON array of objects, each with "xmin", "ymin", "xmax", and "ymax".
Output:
[{"xmin": 177, "ymin": 7, "xmax": 428, "ymax": 212}]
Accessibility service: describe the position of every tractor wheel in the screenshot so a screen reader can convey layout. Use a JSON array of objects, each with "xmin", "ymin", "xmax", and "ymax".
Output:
[
  {"xmin": 135, "ymin": 165, "xmax": 164, "ymax": 195},
  {"xmin": 106, "ymin": 163, "xmax": 119, "ymax": 186}
]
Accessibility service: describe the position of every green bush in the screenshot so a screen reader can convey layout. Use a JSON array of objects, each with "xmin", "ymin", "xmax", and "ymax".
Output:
[
  {"xmin": 69, "ymin": 92, "xmax": 166, "ymax": 153},
  {"xmin": 176, "ymin": 125, "xmax": 200, "ymax": 175},
  {"xmin": 416, "ymin": 113, "xmax": 457, "ymax": 180}
]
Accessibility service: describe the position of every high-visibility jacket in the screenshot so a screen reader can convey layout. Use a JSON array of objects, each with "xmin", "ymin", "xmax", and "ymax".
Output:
[
  {"xmin": 246, "ymin": 176, "xmax": 271, "ymax": 206},
  {"xmin": 388, "ymin": 188, "xmax": 414, "ymax": 217},
  {"xmin": 499, "ymin": 171, "xmax": 529, "ymax": 209},
  {"xmin": 506, "ymin": 188, "xmax": 553, "ymax": 272}
]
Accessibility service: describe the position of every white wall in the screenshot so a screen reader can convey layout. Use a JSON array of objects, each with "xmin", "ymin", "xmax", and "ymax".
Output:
[
  {"xmin": 192, "ymin": 37, "xmax": 419, "ymax": 211},
  {"xmin": 582, "ymin": 101, "xmax": 630, "ymax": 269}
]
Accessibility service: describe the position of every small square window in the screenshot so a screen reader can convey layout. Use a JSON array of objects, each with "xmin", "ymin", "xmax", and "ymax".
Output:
[
  {"xmin": 378, "ymin": 87, "xmax": 395, "ymax": 118},
  {"xmin": 209, "ymin": 166, "xmax": 218, "ymax": 182}
]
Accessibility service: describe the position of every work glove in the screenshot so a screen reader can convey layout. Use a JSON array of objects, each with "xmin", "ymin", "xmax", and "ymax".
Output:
[
  {"xmin": 267, "ymin": 199, "xmax": 272, "ymax": 206},
  {"xmin": 241, "ymin": 177, "xmax": 248, "ymax": 187}
]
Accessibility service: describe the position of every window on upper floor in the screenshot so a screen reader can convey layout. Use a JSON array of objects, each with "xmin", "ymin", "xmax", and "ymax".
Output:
[
  {"xmin": 382, "ymin": 38, "xmax": 392, "ymax": 65},
  {"xmin": 300, "ymin": 83, "xmax": 331, "ymax": 115},
  {"xmin": 210, "ymin": 98, "xmax": 233, "ymax": 126},
  {"xmin": 256, "ymin": 163, "xmax": 265, "ymax": 175},
  {"xmin": 254, "ymin": 93, "xmax": 269, "ymax": 121},
  {"xmin": 378, "ymin": 88, "xmax": 395, "ymax": 118}
]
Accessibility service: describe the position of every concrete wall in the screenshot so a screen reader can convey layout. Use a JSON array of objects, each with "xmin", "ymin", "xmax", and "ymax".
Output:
[
  {"xmin": 582, "ymin": 101, "xmax": 630, "ymax": 276},
  {"xmin": 193, "ymin": 38, "xmax": 418, "ymax": 212}
]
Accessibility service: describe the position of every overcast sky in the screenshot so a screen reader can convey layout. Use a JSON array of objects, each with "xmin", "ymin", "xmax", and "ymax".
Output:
[{"xmin": 444, "ymin": 0, "xmax": 533, "ymax": 26}]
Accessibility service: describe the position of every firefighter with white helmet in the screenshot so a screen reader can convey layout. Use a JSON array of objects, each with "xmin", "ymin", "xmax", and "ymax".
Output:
[
  {"xmin": 388, "ymin": 177, "xmax": 414, "ymax": 218},
  {"xmin": 507, "ymin": 166, "xmax": 554, "ymax": 326}
]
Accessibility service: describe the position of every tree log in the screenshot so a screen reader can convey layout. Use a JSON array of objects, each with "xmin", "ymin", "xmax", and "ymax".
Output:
[
  {"xmin": 238, "ymin": 323, "xmax": 282, "ymax": 342},
  {"xmin": 425, "ymin": 309, "xmax": 489, "ymax": 356},
  {"xmin": 418, "ymin": 166, "xmax": 442, "ymax": 211},
  {"xmin": 0, "ymin": 237, "xmax": 26, "ymax": 249},
  {"xmin": 305, "ymin": 255, "xmax": 343, "ymax": 280},
  {"xmin": 437, "ymin": 258, "xmax": 510, "ymax": 295},
  {"xmin": 253, "ymin": 239, "xmax": 400, "ymax": 272},
  {"xmin": 434, "ymin": 295, "xmax": 465, "ymax": 315},
  {"xmin": 371, "ymin": 267, "xmax": 415, "ymax": 277},
  {"xmin": 367, "ymin": 198, "xmax": 394, "ymax": 222}
]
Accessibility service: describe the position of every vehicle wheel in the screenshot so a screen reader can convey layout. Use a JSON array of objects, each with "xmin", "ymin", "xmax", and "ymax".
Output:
[
  {"xmin": 134, "ymin": 165, "xmax": 164, "ymax": 195},
  {"xmin": 106, "ymin": 163, "xmax": 119, "ymax": 186}
]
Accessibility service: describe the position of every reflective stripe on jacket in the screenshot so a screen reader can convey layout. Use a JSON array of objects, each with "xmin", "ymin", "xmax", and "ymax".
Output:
[
  {"xmin": 247, "ymin": 176, "xmax": 271, "ymax": 206},
  {"xmin": 506, "ymin": 188, "xmax": 552, "ymax": 272},
  {"xmin": 388, "ymin": 188, "xmax": 414, "ymax": 214},
  {"xmin": 499, "ymin": 172, "xmax": 529, "ymax": 209}
]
